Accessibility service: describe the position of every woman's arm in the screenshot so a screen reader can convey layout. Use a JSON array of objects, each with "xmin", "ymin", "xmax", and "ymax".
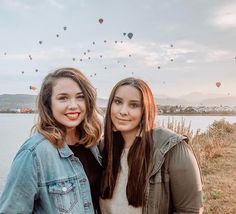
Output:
[
  {"xmin": 0, "ymin": 149, "xmax": 38, "ymax": 213},
  {"xmin": 168, "ymin": 141, "xmax": 203, "ymax": 213}
]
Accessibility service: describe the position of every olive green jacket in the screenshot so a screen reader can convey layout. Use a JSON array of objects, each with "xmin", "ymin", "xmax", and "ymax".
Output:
[{"xmin": 143, "ymin": 128, "xmax": 203, "ymax": 213}]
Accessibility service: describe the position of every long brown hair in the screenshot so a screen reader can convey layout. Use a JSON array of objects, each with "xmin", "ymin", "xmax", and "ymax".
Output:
[
  {"xmin": 100, "ymin": 77, "xmax": 157, "ymax": 207},
  {"xmin": 32, "ymin": 67, "xmax": 102, "ymax": 148}
]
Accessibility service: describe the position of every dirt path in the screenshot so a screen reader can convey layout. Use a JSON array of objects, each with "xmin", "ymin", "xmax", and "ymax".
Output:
[{"xmin": 203, "ymin": 142, "xmax": 236, "ymax": 213}]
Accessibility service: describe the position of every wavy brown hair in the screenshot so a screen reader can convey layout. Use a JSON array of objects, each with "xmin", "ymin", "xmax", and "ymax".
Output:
[
  {"xmin": 32, "ymin": 67, "xmax": 102, "ymax": 148},
  {"xmin": 100, "ymin": 77, "xmax": 157, "ymax": 207}
]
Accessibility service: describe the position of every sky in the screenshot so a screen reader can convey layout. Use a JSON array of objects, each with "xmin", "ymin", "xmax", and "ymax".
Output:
[{"xmin": 0, "ymin": 0, "xmax": 236, "ymax": 99}]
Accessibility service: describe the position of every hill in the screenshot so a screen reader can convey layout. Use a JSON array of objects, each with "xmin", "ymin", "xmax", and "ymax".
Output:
[
  {"xmin": 0, "ymin": 94, "xmax": 108, "ymax": 109},
  {"xmin": 0, "ymin": 93, "xmax": 235, "ymax": 109}
]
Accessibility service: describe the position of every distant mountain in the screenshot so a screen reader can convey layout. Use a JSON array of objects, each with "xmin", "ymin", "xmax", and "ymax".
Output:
[
  {"xmin": 0, "ymin": 94, "xmax": 109, "ymax": 109},
  {"xmin": 0, "ymin": 93, "xmax": 235, "ymax": 109},
  {"xmin": 201, "ymin": 97, "xmax": 236, "ymax": 106},
  {"xmin": 0, "ymin": 94, "xmax": 37, "ymax": 109},
  {"xmin": 154, "ymin": 92, "xmax": 236, "ymax": 106}
]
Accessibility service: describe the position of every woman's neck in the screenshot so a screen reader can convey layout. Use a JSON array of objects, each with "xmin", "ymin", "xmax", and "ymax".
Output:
[
  {"xmin": 66, "ymin": 128, "xmax": 77, "ymax": 145},
  {"xmin": 121, "ymin": 130, "xmax": 138, "ymax": 149}
]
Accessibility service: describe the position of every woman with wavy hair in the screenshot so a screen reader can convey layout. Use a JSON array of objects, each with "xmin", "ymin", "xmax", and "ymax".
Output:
[
  {"xmin": 100, "ymin": 77, "xmax": 203, "ymax": 214},
  {"xmin": 0, "ymin": 67, "xmax": 102, "ymax": 214}
]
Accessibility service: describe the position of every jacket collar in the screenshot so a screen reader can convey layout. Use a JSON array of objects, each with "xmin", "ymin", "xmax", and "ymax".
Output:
[
  {"xmin": 149, "ymin": 128, "xmax": 187, "ymax": 177},
  {"xmin": 58, "ymin": 144, "xmax": 74, "ymax": 158},
  {"xmin": 57, "ymin": 143, "xmax": 102, "ymax": 166}
]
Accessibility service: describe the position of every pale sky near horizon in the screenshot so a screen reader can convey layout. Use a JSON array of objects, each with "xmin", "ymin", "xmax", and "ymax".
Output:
[{"xmin": 0, "ymin": 0, "xmax": 236, "ymax": 98}]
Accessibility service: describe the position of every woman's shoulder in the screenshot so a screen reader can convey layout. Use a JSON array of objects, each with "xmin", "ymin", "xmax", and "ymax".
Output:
[
  {"xmin": 19, "ymin": 132, "xmax": 55, "ymax": 154},
  {"xmin": 152, "ymin": 127, "xmax": 187, "ymax": 154}
]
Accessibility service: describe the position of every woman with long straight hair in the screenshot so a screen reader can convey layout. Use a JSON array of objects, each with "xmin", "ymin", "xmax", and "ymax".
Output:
[{"xmin": 100, "ymin": 77, "xmax": 203, "ymax": 213}]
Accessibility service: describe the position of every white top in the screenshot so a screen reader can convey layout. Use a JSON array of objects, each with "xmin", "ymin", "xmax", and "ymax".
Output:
[{"xmin": 100, "ymin": 148, "xmax": 142, "ymax": 214}]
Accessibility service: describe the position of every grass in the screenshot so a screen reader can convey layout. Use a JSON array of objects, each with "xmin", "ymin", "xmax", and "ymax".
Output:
[{"xmin": 162, "ymin": 118, "xmax": 236, "ymax": 213}]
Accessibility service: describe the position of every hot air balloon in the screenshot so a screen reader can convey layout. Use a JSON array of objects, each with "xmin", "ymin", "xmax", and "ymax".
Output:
[
  {"xmin": 123, "ymin": 33, "xmax": 126, "ymax": 36},
  {"xmin": 56, "ymin": 34, "xmax": 59, "ymax": 38},
  {"xmin": 21, "ymin": 71, "xmax": 24, "ymax": 74},
  {"xmin": 157, "ymin": 66, "xmax": 161, "ymax": 69},
  {"xmin": 216, "ymin": 82, "xmax": 221, "ymax": 88},
  {"xmin": 127, "ymin": 33, "xmax": 133, "ymax": 39},
  {"xmin": 29, "ymin": 86, "xmax": 37, "ymax": 90},
  {"xmin": 35, "ymin": 69, "xmax": 38, "ymax": 72},
  {"xmin": 72, "ymin": 58, "xmax": 75, "ymax": 61},
  {"xmin": 98, "ymin": 18, "xmax": 103, "ymax": 24},
  {"xmin": 63, "ymin": 26, "xmax": 67, "ymax": 31},
  {"xmin": 170, "ymin": 44, "xmax": 174, "ymax": 48},
  {"xmin": 39, "ymin": 41, "xmax": 42, "ymax": 45}
]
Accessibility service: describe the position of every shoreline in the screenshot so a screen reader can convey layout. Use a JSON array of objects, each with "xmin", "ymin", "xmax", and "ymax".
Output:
[{"xmin": 0, "ymin": 112, "xmax": 236, "ymax": 116}]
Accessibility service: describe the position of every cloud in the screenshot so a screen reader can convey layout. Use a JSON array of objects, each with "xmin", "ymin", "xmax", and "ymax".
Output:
[
  {"xmin": 1, "ymin": 47, "xmax": 71, "ymax": 62},
  {"xmin": 205, "ymin": 49, "xmax": 233, "ymax": 62},
  {"xmin": 109, "ymin": 41, "xmax": 194, "ymax": 67},
  {"xmin": 1, "ymin": 0, "xmax": 32, "ymax": 10},
  {"xmin": 0, "ymin": 0, "xmax": 64, "ymax": 11},
  {"xmin": 47, "ymin": 0, "xmax": 64, "ymax": 9},
  {"xmin": 211, "ymin": 2, "xmax": 236, "ymax": 29}
]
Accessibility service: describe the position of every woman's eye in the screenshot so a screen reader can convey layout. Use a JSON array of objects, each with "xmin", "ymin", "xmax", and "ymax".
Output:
[
  {"xmin": 130, "ymin": 103, "xmax": 140, "ymax": 108},
  {"xmin": 58, "ymin": 97, "xmax": 68, "ymax": 101},
  {"xmin": 114, "ymin": 99, "xmax": 121, "ymax": 104},
  {"xmin": 76, "ymin": 95, "xmax": 85, "ymax": 100}
]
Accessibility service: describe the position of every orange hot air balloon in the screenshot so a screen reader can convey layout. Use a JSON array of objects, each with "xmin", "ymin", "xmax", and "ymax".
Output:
[
  {"xmin": 216, "ymin": 82, "xmax": 221, "ymax": 88},
  {"xmin": 29, "ymin": 86, "xmax": 37, "ymax": 90},
  {"xmin": 98, "ymin": 18, "xmax": 103, "ymax": 24}
]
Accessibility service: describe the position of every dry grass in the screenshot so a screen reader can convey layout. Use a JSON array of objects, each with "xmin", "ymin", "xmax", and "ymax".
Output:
[{"xmin": 162, "ymin": 118, "xmax": 236, "ymax": 213}]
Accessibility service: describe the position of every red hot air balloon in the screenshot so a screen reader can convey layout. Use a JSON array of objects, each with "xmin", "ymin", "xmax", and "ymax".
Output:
[
  {"xmin": 98, "ymin": 18, "xmax": 103, "ymax": 24},
  {"xmin": 216, "ymin": 82, "xmax": 221, "ymax": 88}
]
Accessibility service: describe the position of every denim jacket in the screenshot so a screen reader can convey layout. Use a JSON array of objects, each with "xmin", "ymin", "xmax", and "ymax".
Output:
[{"xmin": 0, "ymin": 133, "xmax": 102, "ymax": 214}]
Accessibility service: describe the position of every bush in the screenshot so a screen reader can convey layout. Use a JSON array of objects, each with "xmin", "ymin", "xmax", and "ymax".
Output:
[{"xmin": 162, "ymin": 119, "xmax": 236, "ymax": 168}]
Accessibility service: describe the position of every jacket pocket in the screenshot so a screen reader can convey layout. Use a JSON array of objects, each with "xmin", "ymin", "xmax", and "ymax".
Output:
[{"xmin": 48, "ymin": 180, "xmax": 78, "ymax": 213}]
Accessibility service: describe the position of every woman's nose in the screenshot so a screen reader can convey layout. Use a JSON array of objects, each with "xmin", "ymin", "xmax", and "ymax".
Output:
[
  {"xmin": 68, "ymin": 99, "xmax": 78, "ymax": 109},
  {"xmin": 119, "ymin": 105, "xmax": 128, "ymax": 115}
]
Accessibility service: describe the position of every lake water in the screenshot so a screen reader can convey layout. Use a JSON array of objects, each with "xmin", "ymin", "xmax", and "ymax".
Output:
[{"xmin": 0, "ymin": 113, "xmax": 236, "ymax": 192}]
